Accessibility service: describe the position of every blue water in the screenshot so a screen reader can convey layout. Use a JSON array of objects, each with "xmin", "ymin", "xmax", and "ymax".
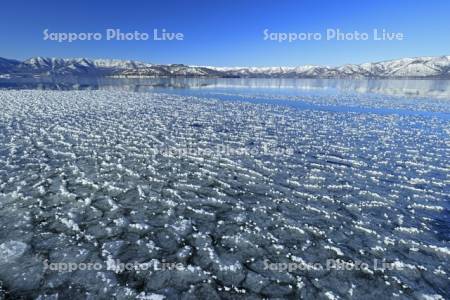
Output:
[{"xmin": 163, "ymin": 88, "xmax": 450, "ymax": 120}]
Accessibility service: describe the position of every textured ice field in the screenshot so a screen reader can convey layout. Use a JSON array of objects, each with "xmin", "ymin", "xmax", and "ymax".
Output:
[{"xmin": 0, "ymin": 90, "xmax": 449, "ymax": 299}]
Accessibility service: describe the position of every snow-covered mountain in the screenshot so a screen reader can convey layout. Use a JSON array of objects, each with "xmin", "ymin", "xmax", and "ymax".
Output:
[
  {"xmin": 1, "ymin": 57, "xmax": 220, "ymax": 77},
  {"xmin": 11, "ymin": 57, "xmax": 153, "ymax": 76},
  {"xmin": 120, "ymin": 64, "xmax": 223, "ymax": 77},
  {"xmin": 1, "ymin": 55, "xmax": 449, "ymax": 78},
  {"xmin": 207, "ymin": 56, "xmax": 450, "ymax": 78},
  {"xmin": 0, "ymin": 57, "xmax": 20, "ymax": 73}
]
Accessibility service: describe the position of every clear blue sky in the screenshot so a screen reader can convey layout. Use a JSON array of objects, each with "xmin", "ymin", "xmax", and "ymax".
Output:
[{"xmin": 1, "ymin": 0, "xmax": 449, "ymax": 66}]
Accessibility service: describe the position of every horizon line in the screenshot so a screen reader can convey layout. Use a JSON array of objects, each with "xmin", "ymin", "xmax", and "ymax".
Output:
[{"xmin": 2, "ymin": 54, "xmax": 450, "ymax": 69}]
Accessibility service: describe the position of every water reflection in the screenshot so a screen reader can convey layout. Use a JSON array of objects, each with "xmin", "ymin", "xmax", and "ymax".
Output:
[{"xmin": 1, "ymin": 76, "xmax": 450, "ymax": 99}]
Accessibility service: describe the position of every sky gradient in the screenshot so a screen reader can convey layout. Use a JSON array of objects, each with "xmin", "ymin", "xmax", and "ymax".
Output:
[{"xmin": 1, "ymin": 0, "xmax": 449, "ymax": 67}]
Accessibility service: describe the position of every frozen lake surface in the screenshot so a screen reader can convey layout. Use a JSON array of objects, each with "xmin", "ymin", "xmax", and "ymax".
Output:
[{"xmin": 0, "ymin": 84, "xmax": 449, "ymax": 298}]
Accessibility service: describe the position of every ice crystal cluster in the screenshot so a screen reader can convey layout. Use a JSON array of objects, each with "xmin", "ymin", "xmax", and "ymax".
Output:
[{"xmin": 0, "ymin": 90, "xmax": 448, "ymax": 299}]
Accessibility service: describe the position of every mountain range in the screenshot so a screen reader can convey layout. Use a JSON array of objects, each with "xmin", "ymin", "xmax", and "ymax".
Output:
[{"xmin": 1, "ymin": 55, "xmax": 449, "ymax": 78}]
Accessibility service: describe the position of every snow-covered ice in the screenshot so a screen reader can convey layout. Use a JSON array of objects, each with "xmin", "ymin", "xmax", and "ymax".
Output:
[{"xmin": 0, "ymin": 90, "xmax": 448, "ymax": 299}]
